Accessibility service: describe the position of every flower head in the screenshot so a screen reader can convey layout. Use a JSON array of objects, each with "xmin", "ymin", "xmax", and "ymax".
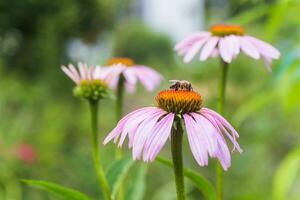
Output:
[
  {"xmin": 16, "ymin": 144, "xmax": 37, "ymax": 164},
  {"xmin": 104, "ymin": 81, "xmax": 242, "ymax": 170},
  {"xmin": 61, "ymin": 63, "xmax": 110, "ymax": 101},
  {"xmin": 99, "ymin": 57, "xmax": 162, "ymax": 93},
  {"xmin": 175, "ymin": 24, "xmax": 280, "ymax": 71}
]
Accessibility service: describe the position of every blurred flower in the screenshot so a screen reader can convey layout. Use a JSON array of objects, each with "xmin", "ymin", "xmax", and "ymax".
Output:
[
  {"xmin": 61, "ymin": 62, "xmax": 110, "ymax": 101},
  {"xmin": 99, "ymin": 57, "xmax": 162, "ymax": 93},
  {"xmin": 104, "ymin": 82, "xmax": 242, "ymax": 170},
  {"xmin": 175, "ymin": 24, "xmax": 280, "ymax": 71},
  {"xmin": 16, "ymin": 144, "xmax": 37, "ymax": 164}
]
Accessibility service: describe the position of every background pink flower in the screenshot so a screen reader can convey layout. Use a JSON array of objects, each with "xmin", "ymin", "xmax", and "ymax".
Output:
[
  {"xmin": 16, "ymin": 144, "xmax": 37, "ymax": 164},
  {"xmin": 175, "ymin": 24, "xmax": 280, "ymax": 71},
  {"xmin": 97, "ymin": 57, "xmax": 162, "ymax": 93}
]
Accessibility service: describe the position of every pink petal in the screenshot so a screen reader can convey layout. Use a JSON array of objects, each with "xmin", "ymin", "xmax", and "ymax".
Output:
[
  {"xmin": 68, "ymin": 64, "xmax": 81, "ymax": 82},
  {"xmin": 123, "ymin": 68, "xmax": 138, "ymax": 85},
  {"xmin": 61, "ymin": 66, "xmax": 80, "ymax": 84},
  {"xmin": 219, "ymin": 37, "xmax": 233, "ymax": 63},
  {"xmin": 201, "ymin": 112, "xmax": 242, "ymax": 153},
  {"xmin": 246, "ymin": 36, "xmax": 280, "ymax": 59},
  {"xmin": 143, "ymin": 113, "xmax": 175, "ymax": 162},
  {"xmin": 103, "ymin": 107, "xmax": 159, "ymax": 145},
  {"xmin": 132, "ymin": 66, "xmax": 162, "ymax": 91},
  {"xmin": 132, "ymin": 111, "xmax": 166, "ymax": 159},
  {"xmin": 183, "ymin": 114, "xmax": 209, "ymax": 166},
  {"xmin": 262, "ymin": 56, "xmax": 273, "ymax": 72},
  {"xmin": 199, "ymin": 37, "xmax": 219, "ymax": 61},
  {"xmin": 215, "ymin": 135, "xmax": 231, "ymax": 171},
  {"xmin": 227, "ymin": 35, "xmax": 240, "ymax": 56},
  {"xmin": 239, "ymin": 37, "xmax": 260, "ymax": 59},
  {"xmin": 174, "ymin": 32, "xmax": 211, "ymax": 51},
  {"xmin": 201, "ymin": 108, "xmax": 239, "ymax": 138},
  {"xmin": 183, "ymin": 37, "xmax": 209, "ymax": 63}
]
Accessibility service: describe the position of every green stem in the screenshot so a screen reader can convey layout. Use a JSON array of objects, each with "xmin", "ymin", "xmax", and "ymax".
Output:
[
  {"xmin": 115, "ymin": 76, "xmax": 125, "ymax": 160},
  {"xmin": 216, "ymin": 60, "xmax": 229, "ymax": 200},
  {"xmin": 116, "ymin": 76, "xmax": 125, "ymax": 121},
  {"xmin": 89, "ymin": 100, "xmax": 111, "ymax": 200},
  {"xmin": 171, "ymin": 117, "xmax": 186, "ymax": 200}
]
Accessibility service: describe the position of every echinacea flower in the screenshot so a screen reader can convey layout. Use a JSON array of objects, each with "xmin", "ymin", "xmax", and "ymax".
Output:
[
  {"xmin": 61, "ymin": 62, "xmax": 109, "ymax": 100},
  {"xmin": 99, "ymin": 57, "xmax": 162, "ymax": 93},
  {"xmin": 104, "ymin": 82, "xmax": 242, "ymax": 170},
  {"xmin": 175, "ymin": 24, "xmax": 280, "ymax": 71}
]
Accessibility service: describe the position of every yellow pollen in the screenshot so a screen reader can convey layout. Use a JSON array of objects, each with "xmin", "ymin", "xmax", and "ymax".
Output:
[
  {"xmin": 156, "ymin": 90, "xmax": 202, "ymax": 114},
  {"xmin": 106, "ymin": 57, "xmax": 135, "ymax": 67},
  {"xmin": 210, "ymin": 24, "xmax": 245, "ymax": 36}
]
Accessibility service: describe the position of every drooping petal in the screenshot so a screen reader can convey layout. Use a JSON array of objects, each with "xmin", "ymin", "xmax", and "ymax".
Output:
[
  {"xmin": 227, "ymin": 35, "xmax": 240, "ymax": 56},
  {"xmin": 123, "ymin": 68, "xmax": 138, "ymax": 85},
  {"xmin": 246, "ymin": 36, "xmax": 280, "ymax": 59},
  {"xmin": 132, "ymin": 110, "xmax": 167, "ymax": 159},
  {"xmin": 103, "ymin": 107, "xmax": 161, "ymax": 145},
  {"xmin": 199, "ymin": 37, "xmax": 219, "ymax": 61},
  {"xmin": 132, "ymin": 66, "xmax": 162, "ymax": 91},
  {"xmin": 214, "ymin": 134, "xmax": 231, "ymax": 171},
  {"xmin": 142, "ymin": 113, "xmax": 175, "ymax": 162},
  {"xmin": 218, "ymin": 37, "xmax": 233, "ymax": 63},
  {"xmin": 262, "ymin": 56, "xmax": 273, "ymax": 72},
  {"xmin": 201, "ymin": 111, "xmax": 242, "ymax": 153},
  {"xmin": 183, "ymin": 114, "xmax": 209, "ymax": 166},
  {"xmin": 201, "ymin": 108, "xmax": 239, "ymax": 138},
  {"xmin": 239, "ymin": 37, "xmax": 260, "ymax": 59}
]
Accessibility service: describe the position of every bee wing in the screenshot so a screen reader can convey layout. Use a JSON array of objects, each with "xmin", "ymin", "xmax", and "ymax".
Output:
[{"xmin": 169, "ymin": 80, "xmax": 180, "ymax": 83}]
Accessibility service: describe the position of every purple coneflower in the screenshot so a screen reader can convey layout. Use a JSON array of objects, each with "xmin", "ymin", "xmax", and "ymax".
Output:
[
  {"xmin": 61, "ymin": 62, "xmax": 110, "ymax": 100},
  {"xmin": 61, "ymin": 62, "xmax": 111, "ymax": 199},
  {"xmin": 104, "ymin": 82, "xmax": 242, "ymax": 171},
  {"xmin": 175, "ymin": 24, "xmax": 280, "ymax": 71},
  {"xmin": 99, "ymin": 57, "xmax": 162, "ymax": 93}
]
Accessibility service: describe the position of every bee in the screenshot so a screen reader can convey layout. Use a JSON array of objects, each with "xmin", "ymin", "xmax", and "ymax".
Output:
[{"xmin": 169, "ymin": 80, "xmax": 193, "ymax": 91}]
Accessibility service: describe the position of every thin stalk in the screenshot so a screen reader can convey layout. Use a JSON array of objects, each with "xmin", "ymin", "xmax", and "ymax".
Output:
[
  {"xmin": 89, "ymin": 100, "xmax": 111, "ymax": 200},
  {"xmin": 115, "ymin": 76, "xmax": 125, "ymax": 159},
  {"xmin": 115, "ymin": 76, "xmax": 125, "ymax": 200},
  {"xmin": 171, "ymin": 117, "xmax": 186, "ymax": 200},
  {"xmin": 116, "ymin": 76, "xmax": 125, "ymax": 122},
  {"xmin": 216, "ymin": 60, "xmax": 229, "ymax": 200}
]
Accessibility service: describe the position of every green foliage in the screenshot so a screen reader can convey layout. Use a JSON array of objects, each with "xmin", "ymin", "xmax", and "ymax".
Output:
[
  {"xmin": 22, "ymin": 179, "xmax": 90, "ymax": 200},
  {"xmin": 125, "ymin": 164, "xmax": 147, "ymax": 200},
  {"xmin": 156, "ymin": 157, "xmax": 216, "ymax": 200},
  {"xmin": 273, "ymin": 147, "xmax": 300, "ymax": 200},
  {"xmin": 106, "ymin": 154, "xmax": 135, "ymax": 198},
  {"xmin": 0, "ymin": 0, "xmax": 117, "ymax": 75}
]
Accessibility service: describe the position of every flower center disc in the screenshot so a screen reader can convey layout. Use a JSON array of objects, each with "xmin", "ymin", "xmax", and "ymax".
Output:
[
  {"xmin": 106, "ymin": 57, "xmax": 135, "ymax": 67},
  {"xmin": 156, "ymin": 90, "xmax": 202, "ymax": 114},
  {"xmin": 210, "ymin": 24, "xmax": 245, "ymax": 36},
  {"xmin": 75, "ymin": 80, "xmax": 108, "ymax": 100}
]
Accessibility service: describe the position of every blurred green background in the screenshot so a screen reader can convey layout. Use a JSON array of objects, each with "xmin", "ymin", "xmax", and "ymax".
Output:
[{"xmin": 1, "ymin": 0, "xmax": 300, "ymax": 199}]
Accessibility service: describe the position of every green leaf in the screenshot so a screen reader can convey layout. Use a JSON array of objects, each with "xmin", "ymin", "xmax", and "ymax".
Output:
[
  {"xmin": 273, "ymin": 147, "xmax": 300, "ymax": 200},
  {"xmin": 125, "ymin": 164, "xmax": 147, "ymax": 200},
  {"xmin": 22, "ymin": 179, "xmax": 90, "ymax": 200},
  {"xmin": 106, "ymin": 154, "xmax": 135, "ymax": 198},
  {"xmin": 156, "ymin": 156, "xmax": 216, "ymax": 200}
]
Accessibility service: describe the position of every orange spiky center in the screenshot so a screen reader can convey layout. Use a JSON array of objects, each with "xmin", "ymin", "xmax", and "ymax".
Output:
[
  {"xmin": 106, "ymin": 57, "xmax": 135, "ymax": 67},
  {"xmin": 156, "ymin": 90, "xmax": 202, "ymax": 114},
  {"xmin": 210, "ymin": 24, "xmax": 245, "ymax": 36}
]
